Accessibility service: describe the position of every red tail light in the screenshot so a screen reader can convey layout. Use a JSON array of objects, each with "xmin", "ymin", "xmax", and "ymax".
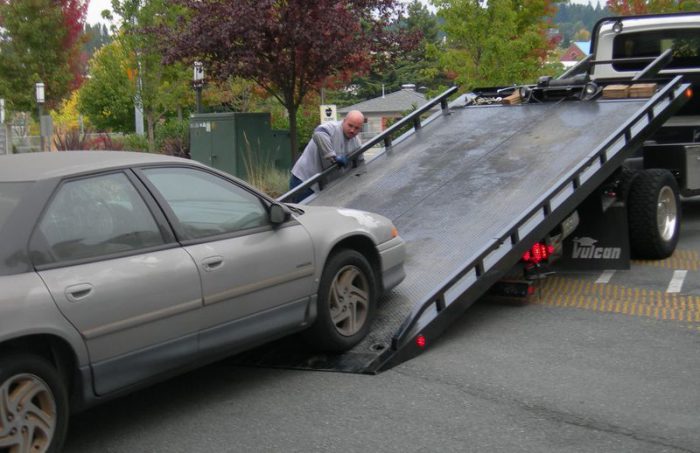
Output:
[
  {"xmin": 416, "ymin": 334, "xmax": 427, "ymax": 349},
  {"xmin": 521, "ymin": 242, "xmax": 554, "ymax": 265}
]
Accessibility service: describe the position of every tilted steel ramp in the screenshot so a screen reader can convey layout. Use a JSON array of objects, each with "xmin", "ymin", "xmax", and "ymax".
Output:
[{"xmin": 231, "ymin": 77, "xmax": 689, "ymax": 373}]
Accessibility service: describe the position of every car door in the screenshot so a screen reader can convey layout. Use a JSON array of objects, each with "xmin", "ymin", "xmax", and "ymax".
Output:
[
  {"xmin": 32, "ymin": 171, "xmax": 202, "ymax": 395},
  {"xmin": 138, "ymin": 166, "xmax": 315, "ymax": 352}
]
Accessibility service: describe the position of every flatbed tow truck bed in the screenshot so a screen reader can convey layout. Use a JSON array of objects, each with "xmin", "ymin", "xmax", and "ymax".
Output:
[{"xmin": 232, "ymin": 77, "xmax": 690, "ymax": 374}]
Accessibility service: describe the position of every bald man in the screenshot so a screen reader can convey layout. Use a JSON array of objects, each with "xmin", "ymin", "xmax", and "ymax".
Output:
[{"xmin": 289, "ymin": 110, "xmax": 365, "ymax": 202}]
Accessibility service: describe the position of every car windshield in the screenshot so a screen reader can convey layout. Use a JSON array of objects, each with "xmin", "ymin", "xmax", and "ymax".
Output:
[{"xmin": 0, "ymin": 182, "xmax": 30, "ymax": 231}]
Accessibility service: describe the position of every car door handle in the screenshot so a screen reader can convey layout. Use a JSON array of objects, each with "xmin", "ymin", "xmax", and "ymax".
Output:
[
  {"xmin": 65, "ymin": 283, "xmax": 94, "ymax": 302},
  {"xmin": 201, "ymin": 256, "xmax": 224, "ymax": 271}
]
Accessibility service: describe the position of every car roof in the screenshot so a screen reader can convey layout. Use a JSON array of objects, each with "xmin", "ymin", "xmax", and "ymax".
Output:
[{"xmin": 0, "ymin": 151, "xmax": 199, "ymax": 182}]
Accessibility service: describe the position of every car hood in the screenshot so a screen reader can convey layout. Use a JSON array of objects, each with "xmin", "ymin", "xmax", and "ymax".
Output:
[{"xmin": 290, "ymin": 204, "xmax": 396, "ymax": 245}]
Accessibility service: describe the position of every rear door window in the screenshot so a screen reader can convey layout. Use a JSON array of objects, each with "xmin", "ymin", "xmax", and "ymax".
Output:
[
  {"xmin": 613, "ymin": 29, "xmax": 700, "ymax": 71},
  {"xmin": 32, "ymin": 173, "xmax": 166, "ymax": 265}
]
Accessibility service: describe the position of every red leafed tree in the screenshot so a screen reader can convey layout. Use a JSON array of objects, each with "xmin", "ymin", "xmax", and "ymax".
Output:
[
  {"xmin": 162, "ymin": 0, "xmax": 418, "ymax": 159},
  {"xmin": 606, "ymin": 0, "xmax": 696, "ymax": 14},
  {"xmin": 60, "ymin": 0, "xmax": 89, "ymax": 89},
  {"xmin": 606, "ymin": 0, "xmax": 650, "ymax": 14}
]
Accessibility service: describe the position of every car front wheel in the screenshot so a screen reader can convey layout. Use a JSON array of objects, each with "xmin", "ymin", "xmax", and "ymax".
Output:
[
  {"xmin": 0, "ymin": 354, "xmax": 69, "ymax": 453},
  {"xmin": 304, "ymin": 249, "xmax": 377, "ymax": 352}
]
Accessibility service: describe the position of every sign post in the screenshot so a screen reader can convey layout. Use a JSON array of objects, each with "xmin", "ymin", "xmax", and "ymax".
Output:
[{"xmin": 0, "ymin": 99, "xmax": 6, "ymax": 155}]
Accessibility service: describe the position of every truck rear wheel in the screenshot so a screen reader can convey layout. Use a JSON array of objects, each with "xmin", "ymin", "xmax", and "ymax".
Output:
[
  {"xmin": 627, "ymin": 169, "xmax": 681, "ymax": 259},
  {"xmin": 303, "ymin": 249, "xmax": 377, "ymax": 352}
]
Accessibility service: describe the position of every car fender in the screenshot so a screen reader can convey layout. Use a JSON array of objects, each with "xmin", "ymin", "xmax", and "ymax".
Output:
[
  {"xmin": 0, "ymin": 272, "xmax": 89, "ymax": 365},
  {"xmin": 292, "ymin": 205, "xmax": 394, "ymax": 278}
]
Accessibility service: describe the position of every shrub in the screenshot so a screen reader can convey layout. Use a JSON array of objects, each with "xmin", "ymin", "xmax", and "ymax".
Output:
[
  {"xmin": 54, "ymin": 128, "xmax": 90, "ymax": 151},
  {"xmin": 53, "ymin": 129, "xmax": 124, "ymax": 151},
  {"xmin": 241, "ymin": 132, "xmax": 289, "ymax": 197},
  {"xmin": 121, "ymin": 134, "xmax": 150, "ymax": 152},
  {"xmin": 156, "ymin": 119, "xmax": 189, "ymax": 157}
]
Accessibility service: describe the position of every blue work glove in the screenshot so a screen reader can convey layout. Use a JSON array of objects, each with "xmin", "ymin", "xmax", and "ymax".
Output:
[{"xmin": 334, "ymin": 155, "xmax": 348, "ymax": 168}]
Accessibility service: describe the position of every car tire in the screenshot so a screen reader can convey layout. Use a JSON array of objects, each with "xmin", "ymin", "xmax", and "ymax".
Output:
[
  {"xmin": 303, "ymin": 249, "xmax": 377, "ymax": 352},
  {"xmin": 0, "ymin": 354, "xmax": 69, "ymax": 453},
  {"xmin": 627, "ymin": 169, "xmax": 681, "ymax": 259}
]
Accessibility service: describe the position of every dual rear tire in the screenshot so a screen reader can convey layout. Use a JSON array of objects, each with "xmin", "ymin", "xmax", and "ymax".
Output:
[{"xmin": 627, "ymin": 169, "xmax": 681, "ymax": 259}]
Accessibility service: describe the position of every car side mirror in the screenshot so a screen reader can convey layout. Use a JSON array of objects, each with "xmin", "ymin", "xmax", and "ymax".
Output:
[{"xmin": 269, "ymin": 203, "xmax": 291, "ymax": 225}]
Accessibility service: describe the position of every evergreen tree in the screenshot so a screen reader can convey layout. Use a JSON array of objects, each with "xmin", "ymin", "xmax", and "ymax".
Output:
[{"xmin": 83, "ymin": 23, "xmax": 113, "ymax": 60}]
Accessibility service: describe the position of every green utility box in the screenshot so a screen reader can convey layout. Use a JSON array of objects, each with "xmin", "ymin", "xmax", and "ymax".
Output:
[{"xmin": 189, "ymin": 112, "xmax": 291, "ymax": 180}]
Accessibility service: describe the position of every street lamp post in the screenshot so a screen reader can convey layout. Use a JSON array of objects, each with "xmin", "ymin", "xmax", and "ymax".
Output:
[
  {"xmin": 35, "ymin": 82, "xmax": 45, "ymax": 152},
  {"xmin": 193, "ymin": 62, "xmax": 204, "ymax": 114}
]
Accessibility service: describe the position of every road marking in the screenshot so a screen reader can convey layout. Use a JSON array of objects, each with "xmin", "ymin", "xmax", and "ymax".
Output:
[
  {"xmin": 666, "ymin": 270, "xmax": 688, "ymax": 294},
  {"xmin": 595, "ymin": 270, "xmax": 615, "ymax": 284},
  {"xmin": 530, "ymin": 276, "xmax": 700, "ymax": 326},
  {"xmin": 633, "ymin": 249, "xmax": 700, "ymax": 271}
]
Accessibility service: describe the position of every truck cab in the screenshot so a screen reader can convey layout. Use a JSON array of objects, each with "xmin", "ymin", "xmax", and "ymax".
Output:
[{"xmin": 590, "ymin": 13, "xmax": 700, "ymax": 196}]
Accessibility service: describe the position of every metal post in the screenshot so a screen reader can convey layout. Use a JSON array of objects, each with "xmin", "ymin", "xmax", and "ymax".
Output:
[
  {"xmin": 35, "ymin": 82, "xmax": 45, "ymax": 152},
  {"xmin": 38, "ymin": 104, "xmax": 44, "ymax": 152},
  {"xmin": 193, "ymin": 62, "xmax": 204, "ymax": 114},
  {"xmin": 195, "ymin": 87, "xmax": 202, "ymax": 114}
]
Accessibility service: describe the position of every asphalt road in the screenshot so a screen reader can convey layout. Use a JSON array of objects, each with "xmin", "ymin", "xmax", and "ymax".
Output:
[{"xmin": 64, "ymin": 199, "xmax": 700, "ymax": 453}]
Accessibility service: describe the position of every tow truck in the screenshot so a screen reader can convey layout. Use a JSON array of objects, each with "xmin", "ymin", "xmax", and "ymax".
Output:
[{"xmin": 234, "ymin": 11, "xmax": 697, "ymax": 374}]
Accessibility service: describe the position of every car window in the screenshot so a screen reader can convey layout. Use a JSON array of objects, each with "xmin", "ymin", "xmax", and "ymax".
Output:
[
  {"xmin": 32, "ymin": 173, "xmax": 166, "ymax": 265},
  {"xmin": 141, "ymin": 167, "xmax": 268, "ymax": 239}
]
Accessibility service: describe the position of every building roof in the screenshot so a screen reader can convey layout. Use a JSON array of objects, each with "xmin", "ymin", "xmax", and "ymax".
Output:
[{"xmin": 338, "ymin": 85, "xmax": 436, "ymax": 115}]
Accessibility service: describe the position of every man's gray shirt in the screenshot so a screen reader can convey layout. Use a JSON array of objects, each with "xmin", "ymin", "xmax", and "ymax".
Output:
[{"xmin": 291, "ymin": 120, "xmax": 362, "ymax": 182}]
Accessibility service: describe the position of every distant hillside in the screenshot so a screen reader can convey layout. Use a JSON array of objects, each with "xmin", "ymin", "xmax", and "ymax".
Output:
[{"xmin": 554, "ymin": 2, "xmax": 610, "ymax": 47}]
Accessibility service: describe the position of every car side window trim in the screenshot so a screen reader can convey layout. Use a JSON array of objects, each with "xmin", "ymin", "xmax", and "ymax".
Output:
[{"xmin": 123, "ymin": 169, "xmax": 177, "ymax": 243}]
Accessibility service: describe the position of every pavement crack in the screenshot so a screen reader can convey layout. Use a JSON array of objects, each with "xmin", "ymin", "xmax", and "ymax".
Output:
[{"xmin": 392, "ymin": 368, "xmax": 695, "ymax": 452}]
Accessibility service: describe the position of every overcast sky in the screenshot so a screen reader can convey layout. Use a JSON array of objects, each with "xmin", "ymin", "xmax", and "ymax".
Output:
[
  {"xmin": 87, "ymin": 0, "xmax": 112, "ymax": 25},
  {"xmin": 86, "ymin": 0, "xmax": 597, "ymax": 26}
]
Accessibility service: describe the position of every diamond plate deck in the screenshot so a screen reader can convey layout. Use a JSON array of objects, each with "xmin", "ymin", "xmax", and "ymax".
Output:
[
  {"xmin": 310, "ymin": 99, "xmax": 652, "ymax": 356},
  {"xmin": 233, "ymin": 96, "xmax": 668, "ymax": 372}
]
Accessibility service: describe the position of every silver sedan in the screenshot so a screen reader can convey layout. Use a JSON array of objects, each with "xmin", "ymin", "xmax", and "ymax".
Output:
[{"xmin": 0, "ymin": 151, "xmax": 405, "ymax": 452}]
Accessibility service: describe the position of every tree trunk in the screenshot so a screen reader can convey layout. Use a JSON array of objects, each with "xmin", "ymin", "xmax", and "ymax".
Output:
[{"xmin": 286, "ymin": 102, "xmax": 300, "ymax": 164}]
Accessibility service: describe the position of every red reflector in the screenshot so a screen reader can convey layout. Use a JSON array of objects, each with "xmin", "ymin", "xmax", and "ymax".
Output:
[
  {"xmin": 416, "ymin": 334, "xmax": 427, "ymax": 349},
  {"xmin": 685, "ymin": 87, "xmax": 693, "ymax": 98},
  {"xmin": 527, "ymin": 285, "xmax": 536, "ymax": 295},
  {"xmin": 521, "ymin": 242, "xmax": 552, "ymax": 265}
]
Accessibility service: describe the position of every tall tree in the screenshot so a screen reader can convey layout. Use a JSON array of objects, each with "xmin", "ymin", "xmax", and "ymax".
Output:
[
  {"xmin": 352, "ymin": 0, "xmax": 448, "ymax": 99},
  {"xmin": 0, "ymin": 0, "xmax": 87, "ymax": 112},
  {"xmin": 61, "ymin": 0, "xmax": 89, "ymax": 89},
  {"xmin": 109, "ymin": 0, "xmax": 193, "ymax": 151},
  {"xmin": 84, "ymin": 23, "xmax": 113, "ymax": 60},
  {"xmin": 433, "ymin": 0, "xmax": 559, "ymax": 90},
  {"xmin": 77, "ymin": 40, "xmax": 135, "ymax": 132},
  {"xmin": 161, "ymin": 0, "xmax": 417, "ymax": 159}
]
